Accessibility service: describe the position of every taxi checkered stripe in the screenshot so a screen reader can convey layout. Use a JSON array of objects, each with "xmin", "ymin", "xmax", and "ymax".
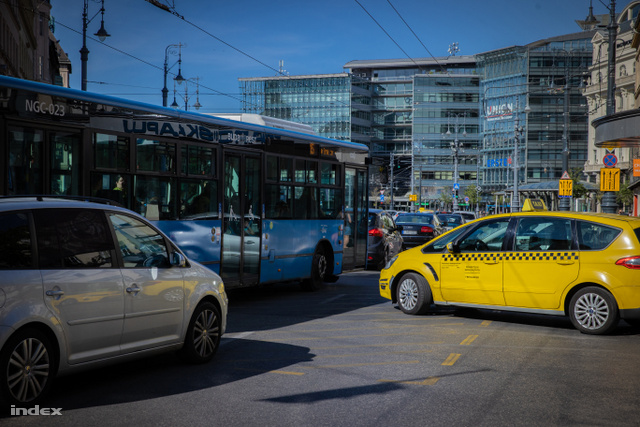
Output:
[{"xmin": 443, "ymin": 252, "xmax": 579, "ymax": 261}]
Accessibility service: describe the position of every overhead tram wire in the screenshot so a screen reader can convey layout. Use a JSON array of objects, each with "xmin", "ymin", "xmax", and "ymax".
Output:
[
  {"xmin": 51, "ymin": 14, "xmax": 258, "ymax": 109},
  {"xmin": 385, "ymin": 0, "xmax": 452, "ymax": 76},
  {"xmin": 353, "ymin": 0, "xmax": 425, "ymax": 72}
]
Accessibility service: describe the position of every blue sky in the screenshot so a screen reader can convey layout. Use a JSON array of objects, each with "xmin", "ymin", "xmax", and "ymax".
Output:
[{"xmin": 50, "ymin": 0, "xmax": 613, "ymax": 113}]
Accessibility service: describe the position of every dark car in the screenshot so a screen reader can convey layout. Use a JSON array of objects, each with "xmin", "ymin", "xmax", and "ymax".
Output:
[
  {"xmin": 367, "ymin": 209, "xmax": 403, "ymax": 270},
  {"xmin": 395, "ymin": 212, "xmax": 444, "ymax": 248},
  {"xmin": 437, "ymin": 213, "xmax": 466, "ymax": 232}
]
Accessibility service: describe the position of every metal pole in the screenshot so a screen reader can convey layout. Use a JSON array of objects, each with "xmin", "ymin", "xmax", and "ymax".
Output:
[
  {"xmin": 389, "ymin": 152, "xmax": 394, "ymax": 210},
  {"xmin": 559, "ymin": 65, "xmax": 571, "ymax": 211},
  {"xmin": 162, "ymin": 47, "xmax": 169, "ymax": 107},
  {"xmin": 81, "ymin": 0, "xmax": 89, "ymax": 91},
  {"xmin": 602, "ymin": 0, "xmax": 618, "ymax": 213},
  {"xmin": 410, "ymin": 140, "xmax": 415, "ymax": 212}
]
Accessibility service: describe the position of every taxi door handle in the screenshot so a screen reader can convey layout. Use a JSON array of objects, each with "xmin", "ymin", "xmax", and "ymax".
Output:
[
  {"xmin": 483, "ymin": 259, "xmax": 499, "ymax": 265},
  {"xmin": 556, "ymin": 260, "xmax": 575, "ymax": 265}
]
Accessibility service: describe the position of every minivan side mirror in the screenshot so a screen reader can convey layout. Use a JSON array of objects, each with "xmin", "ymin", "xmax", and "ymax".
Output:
[{"xmin": 171, "ymin": 252, "xmax": 187, "ymax": 267}]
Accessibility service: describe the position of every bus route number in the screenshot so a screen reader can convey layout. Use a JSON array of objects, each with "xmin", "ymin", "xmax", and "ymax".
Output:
[{"xmin": 25, "ymin": 99, "xmax": 66, "ymax": 117}]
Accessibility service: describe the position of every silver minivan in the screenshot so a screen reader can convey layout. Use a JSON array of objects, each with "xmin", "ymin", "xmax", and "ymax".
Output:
[{"xmin": 0, "ymin": 197, "xmax": 228, "ymax": 406}]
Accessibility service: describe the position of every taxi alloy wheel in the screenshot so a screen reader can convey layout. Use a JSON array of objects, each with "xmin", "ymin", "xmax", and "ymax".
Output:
[
  {"xmin": 397, "ymin": 273, "xmax": 431, "ymax": 315},
  {"xmin": 569, "ymin": 287, "xmax": 619, "ymax": 335}
]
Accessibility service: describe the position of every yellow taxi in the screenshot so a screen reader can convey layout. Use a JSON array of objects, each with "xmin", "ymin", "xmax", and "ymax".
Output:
[{"xmin": 379, "ymin": 201, "xmax": 640, "ymax": 334}]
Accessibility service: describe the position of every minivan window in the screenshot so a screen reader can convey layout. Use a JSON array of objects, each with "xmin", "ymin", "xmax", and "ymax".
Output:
[
  {"xmin": 109, "ymin": 213, "xmax": 170, "ymax": 268},
  {"xmin": 515, "ymin": 217, "xmax": 573, "ymax": 251},
  {"xmin": 34, "ymin": 209, "xmax": 114, "ymax": 268},
  {"xmin": 0, "ymin": 212, "xmax": 33, "ymax": 269}
]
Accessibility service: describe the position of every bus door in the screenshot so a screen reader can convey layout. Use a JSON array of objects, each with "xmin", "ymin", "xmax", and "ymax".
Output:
[
  {"xmin": 221, "ymin": 152, "xmax": 261, "ymax": 286},
  {"xmin": 343, "ymin": 167, "xmax": 367, "ymax": 270}
]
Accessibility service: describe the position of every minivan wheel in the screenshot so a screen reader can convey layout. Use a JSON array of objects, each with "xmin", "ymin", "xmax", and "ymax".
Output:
[
  {"xmin": 569, "ymin": 287, "xmax": 619, "ymax": 335},
  {"xmin": 0, "ymin": 329, "xmax": 55, "ymax": 405},
  {"xmin": 178, "ymin": 302, "xmax": 222, "ymax": 364},
  {"xmin": 397, "ymin": 273, "xmax": 431, "ymax": 315}
]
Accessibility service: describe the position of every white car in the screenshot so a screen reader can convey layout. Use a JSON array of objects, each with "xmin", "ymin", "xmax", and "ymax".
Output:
[{"xmin": 0, "ymin": 197, "xmax": 228, "ymax": 406}]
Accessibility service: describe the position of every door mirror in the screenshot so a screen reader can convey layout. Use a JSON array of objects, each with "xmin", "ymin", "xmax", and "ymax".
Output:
[
  {"xmin": 446, "ymin": 242, "xmax": 459, "ymax": 253},
  {"xmin": 171, "ymin": 251, "xmax": 187, "ymax": 267}
]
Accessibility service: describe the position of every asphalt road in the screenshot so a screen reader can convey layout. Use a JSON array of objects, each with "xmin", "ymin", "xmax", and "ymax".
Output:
[{"xmin": 4, "ymin": 270, "xmax": 640, "ymax": 426}]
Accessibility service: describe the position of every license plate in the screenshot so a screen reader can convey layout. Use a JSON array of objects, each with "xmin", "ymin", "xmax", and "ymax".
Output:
[{"xmin": 403, "ymin": 231, "xmax": 417, "ymax": 235}]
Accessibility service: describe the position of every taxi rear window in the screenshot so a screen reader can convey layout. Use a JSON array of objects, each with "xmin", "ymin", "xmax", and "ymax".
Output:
[
  {"xmin": 634, "ymin": 228, "xmax": 640, "ymax": 245},
  {"xmin": 577, "ymin": 220, "xmax": 621, "ymax": 250}
]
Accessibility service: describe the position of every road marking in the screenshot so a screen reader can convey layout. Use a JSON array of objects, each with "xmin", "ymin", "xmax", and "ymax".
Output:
[
  {"xmin": 379, "ymin": 377, "xmax": 439, "ymax": 386},
  {"xmin": 460, "ymin": 335, "xmax": 478, "ymax": 345},
  {"xmin": 480, "ymin": 320, "xmax": 492, "ymax": 327},
  {"xmin": 442, "ymin": 353, "xmax": 461, "ymax": 366},
  {"xmin": 313, "ymin": 360, "xmax": 420, "ymax": 369},
  {"xmin": 234, "ymin": 367, "xmax": 305, "ymax": 376},
  {"xmin": 221, "ymin": 331, "xmax": 254, "ymax": 345},
  {"xmin": 269, "ymin": 370, "xmax": 305, "ymax": 376}
]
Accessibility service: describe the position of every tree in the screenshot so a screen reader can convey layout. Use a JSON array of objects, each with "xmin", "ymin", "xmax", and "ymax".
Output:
[
  {"xmin": 439, "ymin": 192, "xmax": 452, "ymax": 210},
  {"xmin": 616, "ymin": 182, "xmax": 633, "ymax": 211},
  {"xmin": 464, "ymin": 184, "xmax": 480, "ymax": 207},
  {"xmin": 569, "ymin": 167, "xmax": 588, "ymax": 199}
]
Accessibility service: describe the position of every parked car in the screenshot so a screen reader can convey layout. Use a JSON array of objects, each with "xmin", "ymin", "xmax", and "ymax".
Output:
[
  {"xmin": 380, "ymin": 208, "xmax": 640, "ymax": 335},
  {"xmin": 0, "ymin": 197, "xmax": 228, "ymax": 406},
  {"xmin": 367, "ymin": 209, "xmax": 403, "ymax": 270},
  {"xmin": 395, "ymin": 212, "xmax": 445, "ymax": 249},
  {"xmin": 453, "ymin": 210, "xmax": 477, "ymax": 222},
  {"xmin": 437, "ymin": 213, "xmax": 466, "ymax": 231}
]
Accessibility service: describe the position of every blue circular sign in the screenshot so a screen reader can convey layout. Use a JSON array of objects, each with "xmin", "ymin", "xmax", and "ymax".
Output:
[{"xmin": 603, "ymin": 154, "xmax": 618, "ymax": 168}]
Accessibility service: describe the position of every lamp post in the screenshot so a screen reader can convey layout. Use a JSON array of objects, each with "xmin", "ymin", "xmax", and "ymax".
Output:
[
  {"xmin": 446, "ymin": 113, "xmax": 466, "ymax": 212},
  {"xmin": 163, "ymin": 43, "xmax": 185, "ymax": 107},
  {"xmin": 513, "ymin": 102, "xmax": 531, "ymax": 212},
  {"xmin": 171, "ymin": 77, "xmax": 202, "ymax": 111},
  {"xmin": 81, "ymin": 0, "xmax": 110, "ymax": 91},
  {"xmin": 602, "ymin": 0, "xmax": 619, "ymax": 213}
]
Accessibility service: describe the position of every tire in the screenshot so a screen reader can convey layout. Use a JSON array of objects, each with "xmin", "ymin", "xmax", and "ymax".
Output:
[
  {"xmin": 302, "ymin": 247, "xmax": 329, "ymax": 291},
  {"xmin": 569, "ymin": 287, "xmax": 619, "ymax": 335},
  {"xmin": 0, "ymin": 328, "xmax": 55, "ymax": 406},
  {"xmin": 396, "ymin": 273, "xmax": 431, "ymax": 315},
  {"xmin": 178, "ymin": 302, "xmax": 222, "ymax": 364}
]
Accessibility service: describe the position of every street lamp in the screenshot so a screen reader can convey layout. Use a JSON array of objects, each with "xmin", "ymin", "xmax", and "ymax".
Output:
[
  {"xmin": 446, "ymin": 113, "xmax": 466, "ymax": 212},
  {"xmin": 513, "ymin": 101, "xmax": 531, "ymax": 212},
  {"xmin": 81, "ymin": 0, "xmax": 110, "ymax": 91},
  {"xmin": 162, "ymin": 43, "xmax": 186, "ymax": 107},
  {"xmin": 171, "ymin": 77, "xmax": 202, "ymax": 111}
]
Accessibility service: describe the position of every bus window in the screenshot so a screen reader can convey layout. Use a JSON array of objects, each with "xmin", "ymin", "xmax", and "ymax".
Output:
[
  {"xmin": 319, "ymin": 188, "xmax": 342, "ymax": 219},
  {"xmin": 180, "ymin": 179, "xmax": 218, "ymax": 219},
  {"xmin": 320, "ymin": 162, "xmax": 340, "ymax": 186},
  {"xmin": 134, "ymin": 176, "xmax": 176, "ymax": 220},
  {"xmin": 265, "ymin": 184, "xmax": 292, "ymax": 219},
  {"xmin": 91, "ymin": 173, "xmax": 129, "ymax": 208},
  {"xmin": 50, "ymin": 131, "xmax": 81, "ymax": 196},
  {"xmin": 8, "ymin": 127, "xmax": 44, "ymax": 195},
  {"xmin": 136, "ymin": 139, "xmax": 175, "ymax": 173},
  {"xmin": 181, "ymin": 145, "xmax": 215, "ymax": 177},
  {"xmin": 294, "ymin": 186, "xmax": 318, "ymax": 219},
  {"xmin": 94, "ymin": 133, "xmax": 129, "ymax": 171}
]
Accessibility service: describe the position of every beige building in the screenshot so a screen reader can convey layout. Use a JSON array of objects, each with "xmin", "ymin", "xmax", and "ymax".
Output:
[
  {"xmin": 582, "ymin": 1, "xmax": 640, "ymax": 212},
  {"xmin": 0, "ymin": 0, "xmax": 70, "ymax": 86}
]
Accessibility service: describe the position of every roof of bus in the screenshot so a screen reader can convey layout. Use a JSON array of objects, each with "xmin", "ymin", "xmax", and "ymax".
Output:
[{"xmin": 0, "ymin": 75, "xmax": 368, "ymax": 154}]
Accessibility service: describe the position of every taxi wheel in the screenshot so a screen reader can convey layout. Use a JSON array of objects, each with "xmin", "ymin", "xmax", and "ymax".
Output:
[
  {"xmin": 397, "ymin": 273, "xmax": 431, "ymax": 315},
  {"xmin": 569, "ymin": 287, "xmax": 619, "ymax": 335}
]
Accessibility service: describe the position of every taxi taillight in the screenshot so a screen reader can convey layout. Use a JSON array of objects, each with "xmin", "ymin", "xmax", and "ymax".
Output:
[{"xmin": 615, "ymin": 256, "xmax": 640, "ymax": 269}]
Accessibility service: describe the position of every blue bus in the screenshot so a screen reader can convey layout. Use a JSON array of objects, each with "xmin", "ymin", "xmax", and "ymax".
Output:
[{"xmin": 0, "ymin": 75, "xmax": 369, "ymax": 290}]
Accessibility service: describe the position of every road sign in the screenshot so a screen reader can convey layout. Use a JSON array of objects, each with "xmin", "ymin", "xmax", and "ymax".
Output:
[
  {"xmin": 603, "ymin": 154, "xmax": 618, "ymax": 168},
  {"xmin": 560, "ymin": 171, "xmax": 571, "ymax": 180},
  {"xmin": 380, "ymin": 194, "xmax": 384, "ymax": 202},
  {"xmin": 559, "ymin": 179, "xmax": 573, "ymax": 198},
  {"xmin": 409, "ymin": 194, "xmax": 417, "ymax": 201},
  {"xmin": 464, "ymin": 197, "xmax": 469, "ymax": 203},
  {"xmin": 453, "ymin": 183, "xmax": 460, "ymax": 190},
  {"xmin": 600, "ymin": 168, "xmax": 620, "ymax": 191}
]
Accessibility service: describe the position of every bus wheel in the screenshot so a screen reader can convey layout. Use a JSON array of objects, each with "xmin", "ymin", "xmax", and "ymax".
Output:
[{"xmin": 302, "ymin": 247, "xmax": 329, "ymax": 291}]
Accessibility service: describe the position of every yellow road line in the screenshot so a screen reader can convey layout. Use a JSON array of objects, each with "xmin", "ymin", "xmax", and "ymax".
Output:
[
  {"xmin": 312, "ymin": 360, "xmax": 420, "ymax": 369},
  {"xmin": 442, "ymin": 353, "xmax": 461, "ymax": 366},
  {"xmin": 269, "ymin": 370, "xmax": 305, "ymax": 376},
  {"xmin": 480, "ymin": 320, "xmax": 492, "ymax": 327},
  {"xmin": 460, "ymin": 335, "xmax": 478, "ymax": 345}
]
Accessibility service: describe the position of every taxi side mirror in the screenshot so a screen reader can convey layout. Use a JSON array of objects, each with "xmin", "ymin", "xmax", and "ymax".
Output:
[{"xmin": 446, "ymin": 242, "xmax": 459, "ymax": 253}]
